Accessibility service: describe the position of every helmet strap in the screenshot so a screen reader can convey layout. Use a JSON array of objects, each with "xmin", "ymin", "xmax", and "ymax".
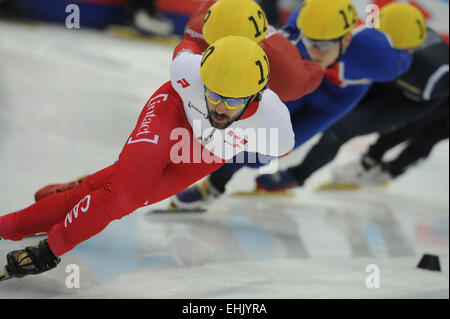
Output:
[
  {"xmin": 233, "ymin": 82, "xmax": 268, "ymax": 122},
  {"xmin": 234, "ymin": 95, "xmax": 255, "ymax": 123},
  {"xmin": 334, "ymin": 37, "xmax": 345, "ymax": 64}
]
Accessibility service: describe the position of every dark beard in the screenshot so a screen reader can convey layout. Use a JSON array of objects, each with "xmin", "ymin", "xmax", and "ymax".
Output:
[{"xmin": 207, "ymin": 110, "xmax": 241, "ymax": 129}]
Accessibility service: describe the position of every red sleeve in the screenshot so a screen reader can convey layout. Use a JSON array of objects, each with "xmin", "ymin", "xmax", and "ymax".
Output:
[
  {"xmin": 172, "ymin": 39, "xmax": 202, "ymax": 60},
  {"xmin": 260, "ymin": 33, "xmax": 324, "ymax": 102},
  {"xmin": 183, "ymin": 0, "xmax": 215, "ymax": 52},
  {"xmin": 43, "ymin": 82, "xmax": 224, "ymax": 256}
]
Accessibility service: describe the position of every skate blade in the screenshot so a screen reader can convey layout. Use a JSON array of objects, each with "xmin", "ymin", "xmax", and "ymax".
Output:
[
  {"xmin": 233, "ymin": 189, "xmax": 295, "ymax": 198},
  {"xmin": 105, "ymin": 25, "xmax": 181, "ymax": 46},
  {"xmin": 377, "ymin": 182, "xmax": 390, "ymax": 189},
  {"xmin": 315, "ymin": 181, "xmax": 390, "ymax": 191},
  {"xmin": 151, "ymin": 208, "xmax": 207, "ymax": 214},
  {"xmin": 0, "ymin": 266, "xmax": 12, "ymax": 282},
  {"xmin": 150, "ymin": 203, "xmax": 207, "ymax": 214},
  {"xmin": 2, "ymin": 18, "xmax": 40, "ymax": 28}
]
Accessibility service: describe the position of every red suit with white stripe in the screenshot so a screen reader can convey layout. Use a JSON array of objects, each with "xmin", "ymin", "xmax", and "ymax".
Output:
[{"xmin": 0, "ymin": 40, "xmax": 295, "ymax": 256}]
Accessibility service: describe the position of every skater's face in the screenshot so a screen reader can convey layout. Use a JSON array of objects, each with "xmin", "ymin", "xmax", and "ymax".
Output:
[
  {"xmin": 303, "ymin": 33, "xmax": 353, "ymax": 69},
  {"xmin": 205, "ymin": 91, "xmax": 253, "ymax": 129}
]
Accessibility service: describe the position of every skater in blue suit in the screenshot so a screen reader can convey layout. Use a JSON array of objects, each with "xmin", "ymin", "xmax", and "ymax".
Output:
[{"xmin": 172, "ymin": 0, "xmax": 413, "ymax": 209}]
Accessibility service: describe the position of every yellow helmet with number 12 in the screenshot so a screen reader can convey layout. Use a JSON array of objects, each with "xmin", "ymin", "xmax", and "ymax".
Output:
[
  {"xmin": 202, "ymin": 0, "xmax": 269, "ymax": 45},
  {"xmin": 297, "ymin": 0, "xmax": 358, "ymax": 40},
  {"xmin": 200, "ymin": 36, "xmax": 270, "ymax": 98}
]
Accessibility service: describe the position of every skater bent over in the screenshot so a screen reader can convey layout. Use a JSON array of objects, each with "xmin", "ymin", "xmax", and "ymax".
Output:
[{"xmin": 0, "ymin": 36, "xmax": 295, "ymax": 281}]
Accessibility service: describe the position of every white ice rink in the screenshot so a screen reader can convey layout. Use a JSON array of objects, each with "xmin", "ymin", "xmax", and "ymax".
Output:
[{"xmin": 0, "ymin": 17, "xmax": 448, "ymax": 299}]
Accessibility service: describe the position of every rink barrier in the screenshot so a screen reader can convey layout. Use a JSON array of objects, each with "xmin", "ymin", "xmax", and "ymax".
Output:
[{"xmin": 13, "ymin": 0, "xmax": 449, "ymax": 41}]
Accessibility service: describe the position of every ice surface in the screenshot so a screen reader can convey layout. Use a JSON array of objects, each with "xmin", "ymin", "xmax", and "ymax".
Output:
[{"xmin": 0, "ymin": 19, "xmax": 448, "ymax": 299}]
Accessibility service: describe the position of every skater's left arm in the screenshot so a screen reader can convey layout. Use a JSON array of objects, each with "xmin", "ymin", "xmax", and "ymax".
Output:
[
  {"xmin": 260, "ymin": 29, "xmax": 324, "ymax": 102},
  {"xmin": 344, "ymin": 27, "xmax": 413, "ymax": 82},
  {"xmin": 253, "ymin": 90, "xmax": 295, "ymax": 157},
  {"xmin": 290, "ymin": 83, "xmax": 370, "ymax": 147}
]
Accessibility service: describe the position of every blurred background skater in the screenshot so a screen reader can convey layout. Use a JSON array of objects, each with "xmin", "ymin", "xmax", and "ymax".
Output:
[
  {"xmin": 0, "ymin": 35, "xmax": 295, "ymax": 281},
  {"xmin": 0, "ymin": 0, "xmax": 25, "ymax": 19},
  {"xmin": 126, "ymin": 0, "xmax": 174, "ymax": 36},
  {"xmin": 330, "ymin": 97, "xmax": 449, "ymax": 188},
  {"xmin": 33, "ymin": 0, "xmax": 324, "ymax": 207},
  {"xmin": 259, "ymin": 0, "xmax": 281, "ymax": 28},
  {"xmin": 172, "ymin": 0, "xmax": 413, "ymax": 209},
  {"xmin": 256, "ymin": 3, "xmax": 449, "ymax": 192}
]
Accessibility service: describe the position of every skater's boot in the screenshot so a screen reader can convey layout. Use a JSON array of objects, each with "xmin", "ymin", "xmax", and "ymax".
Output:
[
  {"xmin": 317, "ymin": 155, "xmax": 392, "ymax": 191},
  {"xmin": 0, "ymin": 0, "xmax": 27, "ymax": 19},
  {"xmin": 171, "ymin": 179, "xmax": 222, "ymax": 211},
  {"xmin": 125, "ymin": 1, "xmax": 174, "ymax": 38},
  {"xmin": 256, "ymin": 169, "xmax": 302, "ymax": 193},
  {"xmin": 132, "ymin": 9, "xmax": 174, "ymax": 37},
  {"xmin": 1, "ymin": 239, "xmax": 60, "ymax": 281},
  {"xmin": 34, "ymin": 175, "xmax": 88, "ymax": 202}
]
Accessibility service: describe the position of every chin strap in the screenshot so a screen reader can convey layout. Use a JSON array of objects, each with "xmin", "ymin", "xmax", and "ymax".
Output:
[
  {"xmin": 233, "ymin": 86, "xmax": 266, "ymax": 123},
  {"xmin": 233, "ymin": 98, "xmax": 253, "ymax": 123},
  {"xmin": 332, "ymin": 37, "xmax": 345, "ymax": 66}
]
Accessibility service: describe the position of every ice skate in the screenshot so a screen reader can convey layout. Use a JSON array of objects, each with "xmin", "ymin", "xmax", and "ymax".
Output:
[
  {"xmin": 0, "ymin": 239, "xmax": 60, "ymax": 282},
  {"xmin": 232, "ymin": 188, "xmax": 296, "ymax": 198},
  {"xmin": 233, "ymin": 170, "xmax": 298, "ymax": 197},
  {"xmin": 34, "ymin": 175, "xmax": 88, "ymax": 202},
  {"xmin": 316, "ymin": 159, "xmax": 392, "ymax": 191},
  {"xmin": 132, "ymin": 9, "xmax": 174, "ymax": 38},
  {"xmin": 158, "ymin": 179, "xmax": 221, "ymax": 213}
]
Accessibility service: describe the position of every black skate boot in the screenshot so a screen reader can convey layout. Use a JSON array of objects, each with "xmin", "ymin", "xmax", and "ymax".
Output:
[
  {"xmin": 0, "ymin": 239, "xmax": 60, "ymax": 281},
  {"xmin": 0, "ymin": 0, "xmax": 27, "ymax": 19}
]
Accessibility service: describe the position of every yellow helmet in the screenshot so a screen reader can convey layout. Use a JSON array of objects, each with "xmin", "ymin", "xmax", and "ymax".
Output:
[
  {"xmin": 297, "ymin": 0, "xmax": 358, "ymax": 40},
  {"xmin": 378, "ymin": 3, "xmax": 427, "ymax": 50},
  {"xmin": 200, "ymin": 36, "xmax": 270, "ymax": 98},
  {"xmin": 202, "ymin": 0, "xmax": 268, "ymax": 45}
]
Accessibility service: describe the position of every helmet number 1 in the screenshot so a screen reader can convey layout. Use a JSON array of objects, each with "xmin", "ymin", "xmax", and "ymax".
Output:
[
  {"xmin": 248, "ymin": 10, "xmax": 268, "ymax": 39},
  {"xmin": 204, "ymin": 10, "xmax": 211, "ymax": 24},
  {"xmin": 416, "ymin": 19, "xmax": 425, "ymax": 39},
  {"xmin": 201, "ymin": 46, "xmax": 215, "ymax": 67},
  {"xmin": 255, "ymin": 55, "xmax": 269, "ymax": 85},
  {"xmin": 339, "ymin": 5, "xmax": 357, "ymax": 30}
]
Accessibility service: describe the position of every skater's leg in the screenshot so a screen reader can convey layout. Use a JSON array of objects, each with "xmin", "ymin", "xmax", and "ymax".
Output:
[
  {"xmin": 366, "ymin": 122, "xmax": 424, "ymax": 162},
  {"xmin": 34, "ymin": 162, "xmax": 117, "ymax": 202},
  {"xmin": 0, "ymin": 82, "xmax": 180, "ymax": 248},
  {"xmin": 0, "ymin": 166, "xmax": 116, "ymax": 241},
  {"xmin": 209, "ymin": 152, "xmax": 256, "ymax": 193},
  {"xmin": 386, "ymin": 113, "xmax": 449, "ymax": 177},
  {"xmin": 169, "ymin": 152, "xmax": 252, "ymax": 209},
  {"xmin": 290, "ymin": 85, "xmax": 432, "ymax": 183},
  {"xmin": 47, "ymin": 134, "xmax": 225, "ymax": 256},
  {"xmin": 44, "ymin": 83, "xmax": 192, "ymax": 256},
  {"xmin": 367, "ymin": 97, "xmax": 449, "ymax": 161}
]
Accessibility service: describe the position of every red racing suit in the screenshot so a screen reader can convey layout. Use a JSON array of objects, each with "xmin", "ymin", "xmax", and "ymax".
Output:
[
  {"xmin": 0, "ymin": 40, "xmax": 296, "ymax": 256},
  {"xmin": 0, "ymin": 81, "xmax": 225, "ymax": 256}
]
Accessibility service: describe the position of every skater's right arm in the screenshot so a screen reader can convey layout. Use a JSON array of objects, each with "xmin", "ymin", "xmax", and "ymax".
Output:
[{"xmin": 172, "ymin": 39, "xmax": 202, "ymax": 60}]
